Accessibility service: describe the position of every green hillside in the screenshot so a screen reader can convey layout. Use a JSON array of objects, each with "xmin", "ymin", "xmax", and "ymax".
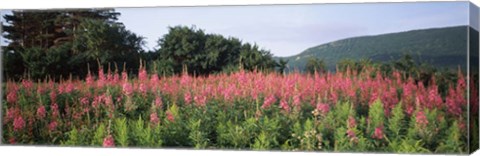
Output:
[{"xmin": 279, "ymin": 25, "xmax": 475, "ymax": 72}]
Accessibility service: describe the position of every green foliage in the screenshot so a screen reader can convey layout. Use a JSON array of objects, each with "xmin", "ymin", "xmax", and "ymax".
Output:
[
  {"xmin": 155, "ymin": 25, "xmax": 277, "ymax": 76},
  {"xmin": 333, "ymin": 127, "xmax": 349, "ymax": 152},
  {"xmin": 281, "ymin": 26, "xmax": 470, "ymax": 72},
  {"xmin": 287, "ymin": 118, "xmax": 322, "ymax": 151},
  {"xmin": 151, "ymin": 125, "xmax": 163, "ymax": 147},
  {"xmin": 114, "ymin": 118, "xmax": 129, "ymax": 147},
  {"xmin": 161, "ymin": 104, "xmax": 190, "ymax": 146},
  {"xmin": 252, "ymin": 132, "xmax": 271, "ymax": 150},
  {"xmin": 435, "ymin": 121, "xmax": 465, "ymax": 154},
  {"xmin": 388, "ymin": 102, "xmax": 405, "ymax": 138},
  {"xmin": 130, "ymin": 116, "xmax": 153, "ymax": 147},
  {"xmin": 395, "ymin": 138, "xmax": 431, "ymax": 154},
  {"xmin": 92, "ymin": 123, "xmax": 106, "ymax": 146},
  {"xmin": 252, "ymin": 116, "xmax": 281, "ymax": 150},
  {"xmin": 62, "ymin": 128, "xmax": 80, "ymax": 146},
  {"xmin": 367, "ymin": 99, "xmax": 385, "ymax": 136},
  {"xmin": 2, "ymin": 9, "xmax": 142, "ymax": 81},
  {"xmin": 305, "ymin": 57, "xmax": 326, "ymax": 74},
  {"xmin": 188, "ymin": 118, "xmax": 209, "ymax": 149}
]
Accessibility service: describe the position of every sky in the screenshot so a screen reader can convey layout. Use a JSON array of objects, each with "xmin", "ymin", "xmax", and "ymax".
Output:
[
  {"xmin": 115, "ymin": 2, "xmax": 470, "ymax": 57},
  {"xmin": 1, "ymin": 2, "xmax": 473, "ymax": 57}
]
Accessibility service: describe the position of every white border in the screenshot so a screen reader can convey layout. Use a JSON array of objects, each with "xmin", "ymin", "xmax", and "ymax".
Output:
[{"xmin": 0, "ymin": 0, "xmax": 479, "ymax": 156}]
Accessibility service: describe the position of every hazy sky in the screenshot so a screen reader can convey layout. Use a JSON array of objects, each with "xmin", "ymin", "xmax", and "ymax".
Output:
[
  {"xmin": 115, "ymin": 2, "xmax": 470, "ymax": 57},
  {"xmin": 1, "ymin": 2, "xmax": 473, "ymax": 57}
]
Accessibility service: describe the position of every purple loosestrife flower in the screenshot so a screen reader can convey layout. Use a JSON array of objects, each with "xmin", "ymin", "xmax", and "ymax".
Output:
[
  {"xmin": 279, "ymin": 99, "xmax": 290, "ymax": 113},
  {"xmin": 166, "ymin": 111, "xmax": 175, "ymax": 123},
  {"xmin": 103, "ymin": 135, "xmax": 115, "ymax": 147},
  {"xmin": 372, "ymin": 127, "xmax": 384, "ymax": 140},
  {"xmin": 13, "ymin": 116, "xmax": 25, "ymax": 132},
  {"xmin": 86, "ymin": 73, "xmax": 94, "ymax": 87},
  {"xmin": 347, "ymin": 116, "xmax": 357, "ymax": 128},
  {"xmin": 138, "ymin": 68, "xmax": 148, "ymax": 82},
  {"xmin": 261, "ymin": 94, "xmax": 276, "ymax": 109},
  {"xmin": 122, "ymin": 82, "xmax": 133, "ymax": 96},
  {"xmin": 150, "ymin": 112, "xmax": 160, "ymax": 125},
  {"xmin": 184, "ymin": 92, "xmax": 192, "ymax": 105},
  {"xmin": 415, "ymin": 110, "xmax": 428, "ymax": 128},
  {"xmin": 48, "ymin": 121, "xmax": 58, "ymax": 132},
  {"xmin": 36, "ymin": 105, "xmax": 46, "ymax": 119},
  {"xmin": 155, "ymin": 96, "xmax": 163, "ymax": 109},
  {"xmin": 6, "ymin": 90, "xmax": 17, "ymax": 104},
  {"xmin": 316, "ymin": 102, "xmax": 330, "ymax": 116}
]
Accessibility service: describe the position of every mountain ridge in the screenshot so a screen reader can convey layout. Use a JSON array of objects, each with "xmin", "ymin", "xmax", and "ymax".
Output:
[{"xmin": 277, "ymin": 25, "xmax": 476, "ymax": 72}]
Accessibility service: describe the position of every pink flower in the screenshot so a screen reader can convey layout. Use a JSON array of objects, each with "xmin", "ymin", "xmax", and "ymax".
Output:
[
  {"xmin": 113, "ymin": 73, "xmax": 120, "ymax": 84},
  {"xmin": 446, "ymin": 87, "xmax": 462, "ymax": 116},
  {"xmin": 86, "ymin": 73, "xmax": 94, "ymax": 86},
  {"xmin": 316, "ymin": 102, "xmax": 330, "ymax": 116},
  {"xmin": 166, "ymin": 111, "xmax": 175, "ymax": 122},
  {"xmin": 372, "ymin": 127, "xmax": 384, "ymax": 140},
  {"xmin": 65, "ymin": 82, "xmax": 75, "ymax": 93},
  {"xmin": 292, "ymin": 93, "xmax": 302, "ymax": 109},
  {"xmin": 21, "ymin": 79, "xmax": 33, "ymax": 90},
  {"xmin": 103, "ymin": 95, "xmax": 113, "ymax": 108},
  {"xmin": 347, "ymin": 116, "xmax": 356, "ymax": 128},
  {"xmin": 138, "ymin": 68, "xmax": 148, "ymax": 82},
  {"xmin": 184, "ymin": 92, "xmax": 192, "ymax": 105},
  {"xmin": 107, "ymin": 71, "xmax": 113, "ymax": 83},
  {"xmin": 261, "ymin": 95, "xmax": 276, "ymax": 109},
  {"xmin": 329, "ymin": 90, "xmax": 338, "ymax": 104},
  {"xmin": 347, "ymin": 129, "xmax": 356, "ymax": 138},
  {"xmin": 155, "ymin": 96, "xmax": 163, "ymax": 109},
  {"xmin": 36, "ymin": 105, "xmax": 46, "ymax": 119},
  {"xmin": 122, "ymin": 71, "xmax": 128, "ymax": 82},
  {"xmin": 51, "ymin": 103, "xmax": 60, "ymax": 118},
  {"xmin": 279, "ymin": 99, "xmax": 290, "ymax": 112},
  {"xmin": 122, "ymin": 82, "xmax": 133, "ymax": 96},
  {"xmin": 139, "ymin": 83, "xmax": 148, "ymax": 95},
  {"xmin": 13, "ymin": 116, "xmax": 25, "ymax": 132},
  {"xmin": 80, "ymin": 97, "xmax": 90, "ymax": 106},
  {"xmin": 48, "ymin": 121, "xmax": 58, "ymax": 132},
  {"xmin": 103, "ymin": 135, "xmax": 115, "ymax": 147},
  {"xmin": 92, "ymin": 95, "xmax": 102, "ymax": 108},
  {"xmin": 6, "ymin": 90, "xmax": 17, "ymax": 104},
  {"xmin": 150, "ymin": 112, "xmax": 160, "ymax": 125},
  {"xmin": 9, "ymin": 137, "xmax": 16, "ymax": 144},
  {"xmin": 194, "ymin": 94, "xmax": 207, "ymax": 107},
  {"xmin": 50, "ymin": 91, "xmax": 57, "ymax": 103},
  {"xmin": 5, "ymin": 107, "xmax": 19, "ymax": 123},
  {"xmin": 150, "ymin": 74, "xmax": 159, "ymax": 85},
  {"xmin": 98, "ymin": 68, "xmax": 106, "ymax": 87},
  {"xmin": 415, "ymin": 111, "xmax": 428, "ymax": 127}
]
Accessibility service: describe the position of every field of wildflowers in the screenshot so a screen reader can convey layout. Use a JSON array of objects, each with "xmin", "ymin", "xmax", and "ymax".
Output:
[{"xmin": 1, "ymin": 66, "xmax": 477, "ymax": 154}]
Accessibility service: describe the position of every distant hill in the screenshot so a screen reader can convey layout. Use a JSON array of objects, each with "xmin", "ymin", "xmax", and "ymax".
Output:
[{"xmin": 278, "ymin": 25, "xmax": 477, "ymax": 72}]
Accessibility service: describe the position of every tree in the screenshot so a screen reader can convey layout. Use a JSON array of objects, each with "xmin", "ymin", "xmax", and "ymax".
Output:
[
  {"xmin": 305, "ymin": 57, "xmax": 326, "ymax": 74},
  {"xmin": 277, "ymin": 58, "xmax": 288, "ymax": 74},
  {"xmin": 2, "ymin": 9, "xmax": 143, "ymax": 81},
  {"xmin": 70, "ymin": 19, "xmax": 144, "ymax": 77},
  {"xmin": 155, "ymin": 25, "xmax": 277, "ymax": 76}
]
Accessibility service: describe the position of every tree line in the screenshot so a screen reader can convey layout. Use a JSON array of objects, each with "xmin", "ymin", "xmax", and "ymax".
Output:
[{"xmin": 1, "ymin": 9, "xmax": 282, "ymax": 81}]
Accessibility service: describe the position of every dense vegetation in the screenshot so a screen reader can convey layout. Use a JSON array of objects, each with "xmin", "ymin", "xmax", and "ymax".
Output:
[
  {"xmin": 1, "ymin": 8, "xmax": 478, "ymax": 154},
  {"xmin": 152, "ymin": 25, "xmax": 277, "ymax": 76},
  {"xmin": 281, "ymin": 26, "xmax": 476, "ymax": 72},
  {"xmin": 2, "ymin": 66, "xmax": 476, "ymax": 154},
  {"xmin": 1, "ymin": 10, "xmax": 279, "ymax": 81},
  {"xmin": 2, "ymin": 9, "xmax": 144, "ymax": 80}
]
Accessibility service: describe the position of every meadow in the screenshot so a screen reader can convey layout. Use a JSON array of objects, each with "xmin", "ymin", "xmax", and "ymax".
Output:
[{"xmin": 2, "ymin": 66, "xmax": 474, "ymax": 154}]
